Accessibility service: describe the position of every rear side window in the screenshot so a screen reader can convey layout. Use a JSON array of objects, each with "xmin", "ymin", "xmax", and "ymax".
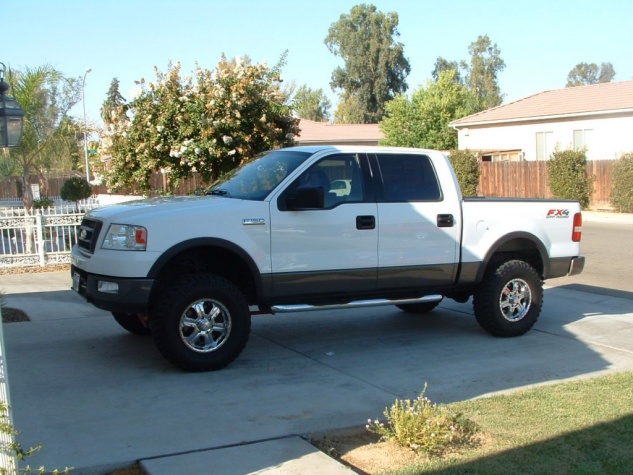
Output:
[{"xmin": 375, "ymin": 154, "xmax": 442, "ymax": 202}]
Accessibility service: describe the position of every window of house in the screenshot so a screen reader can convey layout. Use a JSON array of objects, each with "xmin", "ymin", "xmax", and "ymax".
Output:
[
  {"xmin": 574, "ymin": 129, "xmax": 592, "ymax": 152},
  {"xmin": 536, "ymin": 131, "xmax": 554, "ymax": 161}
]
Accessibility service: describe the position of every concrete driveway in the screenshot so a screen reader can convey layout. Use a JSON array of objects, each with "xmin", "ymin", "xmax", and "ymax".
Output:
[{"xmin": 2, "ymin": 271, "xmax": 633, "ymax": 473}]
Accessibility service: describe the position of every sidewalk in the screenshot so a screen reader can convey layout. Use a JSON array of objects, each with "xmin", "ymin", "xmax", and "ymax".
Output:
[{"xmin": 2, "ymin": 261, "xmax": 633, "ymax": 474}]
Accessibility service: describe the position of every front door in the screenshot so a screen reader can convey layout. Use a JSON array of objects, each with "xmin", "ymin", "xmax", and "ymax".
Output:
[{"xmin": 269, "ymin": 153, "xmax": 378, "ymax": 299}]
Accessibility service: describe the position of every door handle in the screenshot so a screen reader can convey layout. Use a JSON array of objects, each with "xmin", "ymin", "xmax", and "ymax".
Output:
[
  {"xmin": 356, "ymin": 215, "xmax": 376, "ymax": 230},
  {"xmin": 437, "ymin": 214, "xmax": 454, "ymax": 227}
]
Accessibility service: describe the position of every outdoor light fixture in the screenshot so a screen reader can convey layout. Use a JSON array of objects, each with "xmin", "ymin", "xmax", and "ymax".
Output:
[{"xmin": 0, "ymin": 62, "xmax": 25, "ymax": 148}]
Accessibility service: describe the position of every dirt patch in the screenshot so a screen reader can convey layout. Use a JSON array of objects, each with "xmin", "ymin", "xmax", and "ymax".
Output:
[
  {"xmin": 2, "ymin": 307, "xmax": 30, "ymax": 323},
  {"xmin": 313, "ymin": 430, "xmax": 428, "ymax": 474}
]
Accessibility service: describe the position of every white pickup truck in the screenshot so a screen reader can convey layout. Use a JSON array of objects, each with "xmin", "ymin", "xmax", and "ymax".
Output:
[{"xmin": 71, "ymin": 146, "xmax": 585, "ymax": 371}]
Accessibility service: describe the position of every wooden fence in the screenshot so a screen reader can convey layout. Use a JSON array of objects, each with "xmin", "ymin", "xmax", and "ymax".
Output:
[
  {"xmin": 478, "ymin": 160, "xmax": 616, "ymax": 209},
  {"xmin": 0, "ymin": 159, "xmax": 619, "ymax": 210}
]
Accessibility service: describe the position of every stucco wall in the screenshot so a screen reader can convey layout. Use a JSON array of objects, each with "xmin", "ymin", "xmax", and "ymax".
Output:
[{"xmin": 457, "ymin": 114, "xmax": 633, "ymax": 161}]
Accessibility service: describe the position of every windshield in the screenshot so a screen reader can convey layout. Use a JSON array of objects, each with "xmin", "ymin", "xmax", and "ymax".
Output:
[{"xmin": 207, "ymin": 149, "xmax": 312, "ymax": 200}]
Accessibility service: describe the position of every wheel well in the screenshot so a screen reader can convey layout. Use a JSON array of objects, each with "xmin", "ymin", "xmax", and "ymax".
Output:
[
  {"xmin": 484, "ymin": 238, "xmax": 544, "ymax": 278},
  {"xmin": 152, "ymin": 246, "xmax": 258, "ymax": 304}
]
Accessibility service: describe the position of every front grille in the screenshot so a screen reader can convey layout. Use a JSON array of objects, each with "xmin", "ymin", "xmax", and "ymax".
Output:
[{"xmin": 78, "ymin": 218, "xmax": 103, "ymax": 254}]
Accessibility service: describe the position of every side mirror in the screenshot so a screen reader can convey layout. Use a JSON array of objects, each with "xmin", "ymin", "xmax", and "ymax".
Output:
[{"xmin": 286, "ymin": 186, "xmax": 325, "ymax": 210}]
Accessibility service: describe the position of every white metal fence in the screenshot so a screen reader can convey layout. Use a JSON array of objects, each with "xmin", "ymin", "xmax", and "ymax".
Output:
[{"xmin": 0, "ymin": 202, "xmax": 100, "ymax": 269}]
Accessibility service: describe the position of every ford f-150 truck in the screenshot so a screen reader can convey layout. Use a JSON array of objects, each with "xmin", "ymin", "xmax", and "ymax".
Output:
[{"xmin": 71, "ymin": 146, "xmax": 585, "ymax": 371}]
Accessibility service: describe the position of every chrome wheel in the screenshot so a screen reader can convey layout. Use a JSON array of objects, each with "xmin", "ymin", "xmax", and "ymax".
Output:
[
  {"xmin": 180, "ymin": 299, "xmax": 232, "ymax": 353},
  {"xmin": 473, "ymin": 260, "xmax": 542, "ymax": 337},
  {"xmin": 499, "ymin": 278, "xmax": 531, "ymax": 322}
]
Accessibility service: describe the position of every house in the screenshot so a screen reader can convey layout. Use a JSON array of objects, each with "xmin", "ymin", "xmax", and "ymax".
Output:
[
  {"xmin": 295, "ymin": 119, "xmax": 384, "ymax": 146},
  {"xmin": 450, "ymin": 80, "xmax": 633, "ymax": 161}
]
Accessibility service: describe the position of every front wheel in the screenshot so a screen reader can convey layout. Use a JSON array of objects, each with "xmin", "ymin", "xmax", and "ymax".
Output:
[
  {"xmin": 473, "ymin": 260, "xmax": 542, "ymax": 337},
  {"xmin": 150, "ymin": 273, "xmax": 251, "ymax": 371}
]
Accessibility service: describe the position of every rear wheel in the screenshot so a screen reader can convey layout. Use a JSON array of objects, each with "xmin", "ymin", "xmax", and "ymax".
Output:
[
  {"xmin": 150, "ymin": 273, "xmax": 251, "ymax": 371},
  {"xmin": 396, "ymin": 299, "xmax": 442, "ymax": 314},
  {"xmin": 473, "ymin": 260, "xmax": 542, "ymax": 337},
  {"xmin": 112, "ymin": 312, "xmax": 151, "ymax": 336}
]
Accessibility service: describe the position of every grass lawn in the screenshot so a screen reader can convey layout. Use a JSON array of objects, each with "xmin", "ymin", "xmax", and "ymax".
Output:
[
  {"xmin": 53, "ymin": 371, "xmax": 633, "ymax": 475},
  {"xmin": 378, "ymin": 372, "xmax": 633, "ymax": 474}
]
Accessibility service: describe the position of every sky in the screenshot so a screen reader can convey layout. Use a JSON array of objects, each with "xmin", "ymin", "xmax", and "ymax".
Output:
[{"xmin": 4, "ymin": 0, "xmax": 633, "ymax": 127}]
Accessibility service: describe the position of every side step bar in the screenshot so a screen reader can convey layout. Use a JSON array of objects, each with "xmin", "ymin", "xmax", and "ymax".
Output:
[{"xmin": 269, "ymin": 294, "xmax": 443, "ymax": 314}]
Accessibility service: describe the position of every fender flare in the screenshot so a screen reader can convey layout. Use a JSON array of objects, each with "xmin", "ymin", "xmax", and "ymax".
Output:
[
  {"xmin": 147, "ymin": 237, "xmax": 265, "ymax": 297},
  {"xmin": 475, "ymin": 231, "xmax": 549, "ymax": 283}
]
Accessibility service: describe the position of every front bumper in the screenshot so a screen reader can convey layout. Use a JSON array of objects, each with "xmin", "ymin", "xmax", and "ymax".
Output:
[{"xmin": 71, "ymin": 265, "xmax": 154, "ymax": 313}]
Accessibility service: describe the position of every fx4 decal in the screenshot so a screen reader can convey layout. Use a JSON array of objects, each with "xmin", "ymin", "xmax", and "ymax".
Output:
[{"xmin": 546, "ymin": 209, "xmax": 570, "ymax": 218}]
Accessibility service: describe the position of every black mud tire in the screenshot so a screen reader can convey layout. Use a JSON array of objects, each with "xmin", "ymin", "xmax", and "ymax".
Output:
[
  {"xmin": 150, "ymin": 273, "xmax": 251, "ymax": 372},
  {"xmin": 396, "ymin": 299, "xmax": 442, "ymax": 314},
  {"xmin": 112, "ymin": 312, "xmax": 151, "ymax": 336},
  {"xmin": 473, "ymin": 260, "xmax": 543, "ymax": 337}
]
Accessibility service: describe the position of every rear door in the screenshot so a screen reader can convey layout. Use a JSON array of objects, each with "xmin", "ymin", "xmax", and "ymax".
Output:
[{"xmin": 371, "ymin": 152, "xmax": 461, "ymax": 291}]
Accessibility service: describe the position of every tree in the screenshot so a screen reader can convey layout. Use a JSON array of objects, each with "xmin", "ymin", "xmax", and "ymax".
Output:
[
  {"xmin": 100, "ymin": 78, "xmax": 126, "ymax": 124},
  {"xmin": 324, "ymin": 3, "xmax": 410, "ymax": 123},
  {"xmin": 292, "ymin": 85, "xmax": 331, "ymax": 122},
  {"xmin": 566, "ymin": 62, "xmax": 616, "ymax": 87},
  {"xmin": 60, "ymin": 176, "xmax": 92, "ymax": 209},
  {"xmin": 432, "ymin": 35, "xmax": 505, "ymax": 111},
  {"xmin": 380, "ymin": 70, "xmax": 479, "ymax": 150},
  {"xmin": 465, "ymin": 35, "xmax": 505, "ymax": 109},
  {"xmin": 432, "ymin": 57, "xmax": 464, "ymax": 84},
  {"xmin": 102, "ymin": 55, "xmax": 299, "ymax": 193},
  {"xmin": 4, "ymin": 65, "xmax": 82, "ymax": 208}
]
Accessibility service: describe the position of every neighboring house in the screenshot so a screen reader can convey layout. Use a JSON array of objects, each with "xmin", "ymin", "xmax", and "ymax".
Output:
[
  {"xmin": 295, "ymin": 119, "xmax": 384, "ymax": 146},
  {"xmin": 451, "ymin": 80, "xmax": 633, "ymax": 161}
]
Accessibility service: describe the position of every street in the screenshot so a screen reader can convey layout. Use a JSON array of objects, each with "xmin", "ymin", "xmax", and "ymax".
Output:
[{"xmin": 548, "ymin": 220, "xmax": 633, "ymax": 297}]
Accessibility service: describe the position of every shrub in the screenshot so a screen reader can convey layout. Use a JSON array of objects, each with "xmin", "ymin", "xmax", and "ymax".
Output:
[
  {"xmin": 32, "ymin": 197, "xmax": 55, "ymax": 209},
  {"xmin": 547, "ymin": 148, "xmax": 593, "ymax": 209},
  {"xmin": 448, "ymin": 149, "xmax": 480, "ymax": 196},
  {"xmin": 367, "ymin": 384, "xmax": 477, "ymax": 455},
  {"xmin": 610, "ymin": 152, "xmax": 633, "ymax": 213},
  {"xmin": 60, "ymin": 177, "xmax": 92, "ymax": 204}
]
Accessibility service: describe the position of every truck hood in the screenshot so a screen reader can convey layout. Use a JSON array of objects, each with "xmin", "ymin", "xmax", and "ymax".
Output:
[{"xmin": 86, "ymin": 195, "xmax": 248, "ymax": 223}]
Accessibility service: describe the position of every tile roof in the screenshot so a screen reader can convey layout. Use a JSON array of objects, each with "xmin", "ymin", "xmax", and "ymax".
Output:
[
  {"xmin": 451, "ymin": 79, "xmax": 633, "ymax": 126},
  {"xmin": 295, "ymin": 119, "xmax": 384, "ymax": 144}
]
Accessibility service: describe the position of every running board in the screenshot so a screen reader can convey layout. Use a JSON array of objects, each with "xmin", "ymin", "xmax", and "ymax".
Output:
[{"xmin": 269, "ymin": 294, "xmax": 443, "ymax": 314}]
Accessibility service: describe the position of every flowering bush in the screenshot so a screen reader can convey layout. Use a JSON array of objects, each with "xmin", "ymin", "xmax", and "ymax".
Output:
[
  {"xmin": 367, "ymin": 384, "xmax": 477, "ymax": 455},
  {"xmin": 102, "ymin": 54, "xmax": 299, "ymax": 193}
]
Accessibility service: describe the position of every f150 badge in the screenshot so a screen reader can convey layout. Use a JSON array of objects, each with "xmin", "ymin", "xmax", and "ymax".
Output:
[
  {"xmin": 243, "ymin": 218, "xmax": 266, "ymax": 226},
  {"xmin": 546, "ymin": 209, "xmax": 570, "ymax": 218}
]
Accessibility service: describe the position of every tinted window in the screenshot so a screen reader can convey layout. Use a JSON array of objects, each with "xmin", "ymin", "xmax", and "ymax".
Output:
[
  {"xmin": 207, "ymin": 150, "xmax": 311, "ymax": 200},
  {"xmin": 282, "ymin": 154, "xmax": 364, "ymax": 209},
  {"xmin": 376, "ymin": 154, "xmax": 441, "ymax": 202}
]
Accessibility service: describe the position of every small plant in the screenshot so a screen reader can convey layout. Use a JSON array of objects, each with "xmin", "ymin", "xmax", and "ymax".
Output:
[
  {"xmin": 60, "ymin": 177, "xmax": 92, "ymax": 210},
  {"xmin": 547, "ymin": 148, "xmax": 593, "ymax": 209},
  {"xmin": 0, "ymin": 402, "xmax": 71, "ymax": 474},
  {"xmin": 610, "ymin": 152, "xmax": 633, "ymax": 213},
  {"xmin": 32, "ymin": 197, "xmax": 55, "ymax": 210},
  {"xmin": 448, "ymin": 149, "xmax": 480, "ymax": 197},
  {"xmin": 367, "ymin": 384, "xmax": 477, "ymax": 455}
]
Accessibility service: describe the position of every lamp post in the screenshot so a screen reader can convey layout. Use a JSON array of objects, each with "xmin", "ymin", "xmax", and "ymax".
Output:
[
  {"xmin": 0, "ymin": 63, "xmax": 25, "ymax": 148},
  {"xmin": 82, "ymin": 68, "xmax": 92, "ymax": 182},
  {"xmin": 0, "ymin": 61, "xmax": 24, "ymax": 475}
]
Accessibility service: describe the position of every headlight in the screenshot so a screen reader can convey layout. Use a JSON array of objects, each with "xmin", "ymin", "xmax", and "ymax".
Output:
[{"xmin": 102, "ymin": 224, "xmax": 147, "ymax": 251}]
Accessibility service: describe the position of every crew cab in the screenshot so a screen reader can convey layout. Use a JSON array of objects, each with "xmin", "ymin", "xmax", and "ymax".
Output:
[{"xmin": 71, "ymin": 146, "xmax": 584, "ymax": 371}]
